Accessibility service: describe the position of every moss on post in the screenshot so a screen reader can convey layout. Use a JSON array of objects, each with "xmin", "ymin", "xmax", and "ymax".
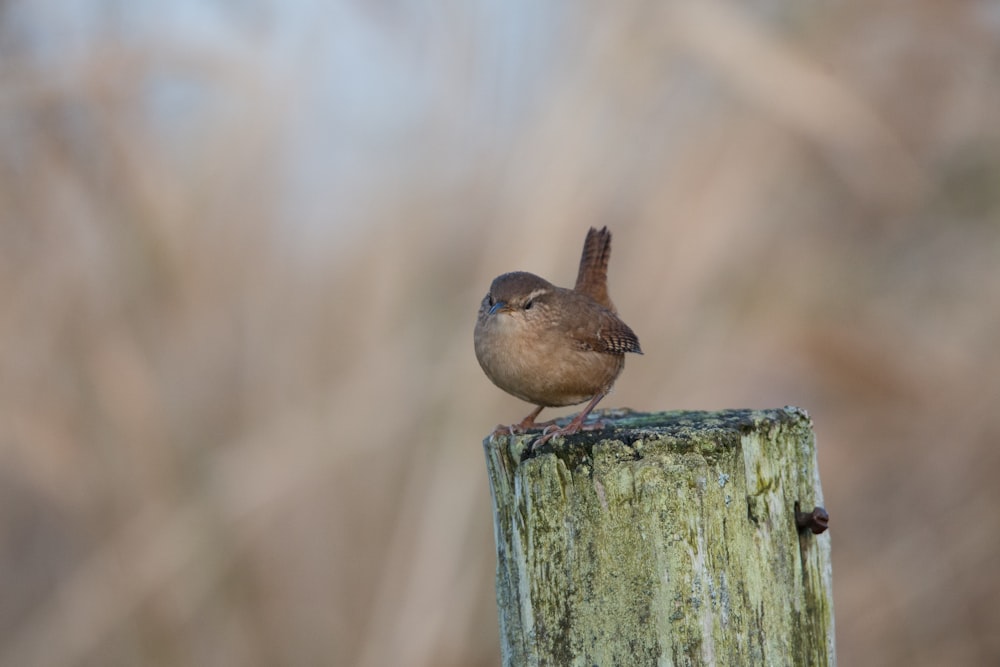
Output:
[{"xmin": 483, "ymin": 407, "xmax": 835, "ymax": 667}]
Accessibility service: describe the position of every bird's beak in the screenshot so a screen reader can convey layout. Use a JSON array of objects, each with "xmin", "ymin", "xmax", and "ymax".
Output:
[{"xmin": 488, "ymin": 300, "xmax": 507, "ymax": 316}]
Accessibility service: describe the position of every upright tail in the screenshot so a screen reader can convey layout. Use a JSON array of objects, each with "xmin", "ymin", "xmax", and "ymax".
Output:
[{"xmin": 574, "ymin": 226, "xmax": 615, "ymax": 312}]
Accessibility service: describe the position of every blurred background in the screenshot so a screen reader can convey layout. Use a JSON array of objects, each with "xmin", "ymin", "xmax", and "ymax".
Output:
[{"xmin": 2, "ymin": 1, "xmax": 999, "ymax": 665}]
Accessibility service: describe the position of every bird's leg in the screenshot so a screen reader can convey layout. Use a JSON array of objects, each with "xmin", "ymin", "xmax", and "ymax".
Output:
[
  {"xmin": 514, "ymin": 405, "xmax": 546, "ymax": 432},
  {"xmin": 492, "ymin": 405, "xmax": 559, "ymax": 436},
  {"xmin": 531, "ymin": 391, "xmax": 609, "ymax": 450}
]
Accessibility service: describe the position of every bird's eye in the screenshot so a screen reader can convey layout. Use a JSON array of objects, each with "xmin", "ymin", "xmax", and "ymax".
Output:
[
  {"xmin": 487, "ymin": 294, "xmax": 495, "ymax": 307},
  {"xmin": 524, "ymin": 299, "xmax": 533, "ymax": 310}
]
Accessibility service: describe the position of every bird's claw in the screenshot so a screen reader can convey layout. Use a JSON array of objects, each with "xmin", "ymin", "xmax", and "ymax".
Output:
[
  {"xmin": 529, "ymin": 417, "xmax": 614, "ymax": 451},
  {"xmin": 530, "ymin": 423, "xmax": 578, "ymax": 451}
]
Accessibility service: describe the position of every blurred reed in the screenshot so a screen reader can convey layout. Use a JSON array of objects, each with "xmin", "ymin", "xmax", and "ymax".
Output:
[{"xmin": 1, "ymin": 1, "xmax": 999, "ymax": 665}]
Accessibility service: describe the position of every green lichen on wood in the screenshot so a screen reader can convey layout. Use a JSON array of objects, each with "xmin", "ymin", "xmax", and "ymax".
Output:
[{"xmin": 484, "ymin": 407, "xmax": 835, "ymax": 667}]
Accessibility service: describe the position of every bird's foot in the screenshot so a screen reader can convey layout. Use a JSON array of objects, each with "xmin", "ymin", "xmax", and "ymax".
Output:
[
  {"xmin": 491, "ymin": 407, "xmax": 560, "ymax": 436},
  {"xmin": 491, "ymin": 418, "xmax": 559, "ymax": 437}
]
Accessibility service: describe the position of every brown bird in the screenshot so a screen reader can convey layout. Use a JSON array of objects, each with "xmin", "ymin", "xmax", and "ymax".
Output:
[{"xmin": 474, "ymin": 227, "xmax": 642, "ymax": 446}]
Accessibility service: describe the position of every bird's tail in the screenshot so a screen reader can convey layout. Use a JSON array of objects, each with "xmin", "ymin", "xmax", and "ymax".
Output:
[{"xmin": 574, "ymin": 226, "xmax": 615, "ymax": 312}]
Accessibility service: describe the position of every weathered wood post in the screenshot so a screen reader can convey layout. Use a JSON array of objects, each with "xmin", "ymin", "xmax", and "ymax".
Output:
[{"xmin": 483, "ymin": 407, "xmax": 835, "ymax": 666}]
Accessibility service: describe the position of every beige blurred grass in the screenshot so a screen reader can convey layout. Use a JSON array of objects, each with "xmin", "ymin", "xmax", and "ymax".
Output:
[{"xmin": 2, "ymin": 2, "xmax": 1000, "ymax": 666}]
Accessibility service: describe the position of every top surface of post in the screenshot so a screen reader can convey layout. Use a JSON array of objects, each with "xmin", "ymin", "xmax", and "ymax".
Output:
[{"xmin": 485, "ymin": 406, "xmax": 813, "ymax": 459}]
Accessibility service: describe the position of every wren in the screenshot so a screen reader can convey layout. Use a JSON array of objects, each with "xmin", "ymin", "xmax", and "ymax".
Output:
[{"xmin": 474, "ymin": 227, "xmax": 642, "ymax": 447}]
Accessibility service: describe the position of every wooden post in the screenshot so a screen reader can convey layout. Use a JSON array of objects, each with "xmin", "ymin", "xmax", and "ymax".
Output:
[{"xmin": 483, "ymin": 407, "xmax": 835, "ymax": 667}]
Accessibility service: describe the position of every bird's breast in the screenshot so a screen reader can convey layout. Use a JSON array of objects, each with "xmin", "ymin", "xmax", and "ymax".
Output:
[{"xmin": 474, "ymin": 311, "xmax": 625, "ymax": 407}]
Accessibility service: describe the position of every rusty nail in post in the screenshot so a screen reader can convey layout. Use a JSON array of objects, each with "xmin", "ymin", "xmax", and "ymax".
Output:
[{"xmin": 795, "ymin": 503, "xmax": 830, "ymax": 534}]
